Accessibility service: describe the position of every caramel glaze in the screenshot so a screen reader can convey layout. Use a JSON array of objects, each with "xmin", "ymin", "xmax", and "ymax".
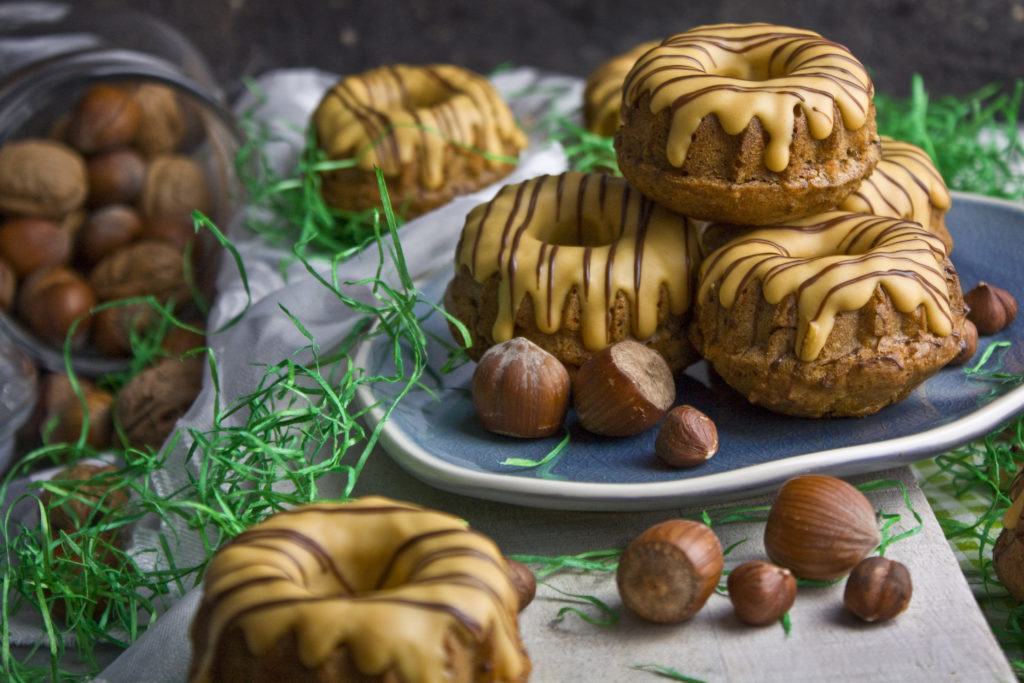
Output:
[
  {"xmin": 622, "ymin": 23, "xmax": 874, "ymax": 172},
  {"xmin": 454, "ymin": 171, "xmax": 698, "ymax": 352},
  {"xmin": 189, "ymin": 497, "xmax": 529, "ymax": 683},
  {"xmin": 698, "ymin": 211, "xmax": 954, "ymax": 362},
  {"xmin": 840, "ymin": 136, "xmax": 952, "ymax": 230},
  {"xmin": 313, "ymin": 64, "xmax": 527, "ymax": 189}
]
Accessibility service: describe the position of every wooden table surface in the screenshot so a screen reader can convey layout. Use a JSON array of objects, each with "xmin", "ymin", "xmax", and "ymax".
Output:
[{"xmin": 343, "ymin": 450, "xmax": 1016, "ymax": 682}]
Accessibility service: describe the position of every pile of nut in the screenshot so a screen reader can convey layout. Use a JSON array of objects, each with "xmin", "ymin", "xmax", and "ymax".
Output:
[
  {"xmin": 616, "ymin": 473, "xmax": 913, "ymax": 627},
  {"xmin": 0, "ymin": 82, "xmax": 213, "ymax": 358},
  {"xmin": 472, "ymin": 337, "xmax": 719, "ymax": 468}
]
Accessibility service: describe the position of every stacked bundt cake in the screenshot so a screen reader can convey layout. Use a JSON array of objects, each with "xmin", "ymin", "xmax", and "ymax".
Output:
[{"xmin": 446, "ymin": 22, "xmax": 970, "ymax": 419}]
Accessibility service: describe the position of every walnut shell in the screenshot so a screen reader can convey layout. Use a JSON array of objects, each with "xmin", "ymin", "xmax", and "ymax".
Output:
[
  {"xmin": 141, "ymin": 154, "xmax": 210, "ymax": 218},
  {"xmin": 0, "ymin": 139, "xmax": 87, "ymax": 218},
  {"xmin": 115, "ymin": 356, "xmax": 203, "ymax": 449},
  {"xmin": 88, "ymin": 240, "xmax": 190, "ymax": 305},
  {"xmin": 129, "ymin": 83, "xmax": 186, "ymax": 157}
]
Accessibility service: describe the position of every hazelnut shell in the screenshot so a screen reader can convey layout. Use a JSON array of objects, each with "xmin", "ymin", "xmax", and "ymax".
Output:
[
  {"xmin": 727, "ymin": 560, "xmax": 797, "ymax": 626},
  {"xmin": 763, "ymin": 474, "xmax": 881, "ymax": 581},
  {"xmin": 66, "ymin": 84, "xmax": 141, "ymax": 154},
  {"xmin": 655, "ymin": 404, "xmax": 718, "ymax": 468},
  {"xmin": 574, "ymin": 340, "xmax": 675, "ymax": 437},
  {"xmin": 843, "ymin": 556, "xmax": 913, "ymax": 622},
  {"xmin": 965, "ymin": 282, "xmax": 1017, "ymax": 335},
  {"xmin": 616, "ymin": 518, "xmax": 723, "ymax": 623},
  {"xmin": 17, "ymin": 267, "xmax": 96, "ymax": 348},
  {"xmin": 472, "ymin": 337, "xmax": 570, "ymax": 438},
  {"xmin": 0, "ymin": 217, "xmax": 72, "ymax": 277}
]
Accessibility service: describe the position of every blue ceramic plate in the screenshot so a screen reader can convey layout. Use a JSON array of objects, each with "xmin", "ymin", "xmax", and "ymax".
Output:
[{"xmin": 353, "ymin": 193, "xmax": 1024, "ymax": 511}]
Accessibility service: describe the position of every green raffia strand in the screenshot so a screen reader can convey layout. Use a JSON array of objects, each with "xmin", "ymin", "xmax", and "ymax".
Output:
[
  {"xmin": 916, "ymin": 411, "xmax": 1024, "ymax": 668},
  {"xmin": 499, "ymin": 428, "xmax": 571, "ymax": 475},
  {"xmin": 0, "ymin": 171, "xmax": 443, "ymax": 680},
  {"xmin": 874, "ymin": 76, "xmax": 1024, "ymax": 199},
  {"xmin": 509, "ymin": 548, "xmax": 621, "ymax": 578},
  {"xmin": 632, "ymin": 663, "xmax": 708, "ymax": 683},
  {"xmin": 539, "ymin": 580, "xmax": 620, "ymax": 627}
]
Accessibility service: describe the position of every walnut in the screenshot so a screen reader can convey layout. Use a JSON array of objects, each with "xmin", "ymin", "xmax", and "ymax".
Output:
[
  {"xmin": 115, "ymin": 356, "xmax": 203, "ymax": 449},
  {"xmin": 129, "ymin": 83, "xmax": 186, "ymax": 157},
  {"xmin": 87, "ymin": 240, "xmax": 191, "ymax": 305},
  {"xmin": 0, "ymin": 139, "xmax": 87, "ymax": 218},
  {"xmin": 141, "ymin": 154, "xmax": 210, "ymax": 218}
]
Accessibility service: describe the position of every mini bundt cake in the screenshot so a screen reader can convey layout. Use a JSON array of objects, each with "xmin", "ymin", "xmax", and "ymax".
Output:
[
  {"xmin": 693, "ymin": 211, "xmax": 969, "ymax": 417},
  {"xmin": 188, "ymin": 496, "xmax": 531, "ymax": 682},
  {"xmin": 840, "ymin": 136, "xmax": 953, "ymax": 252},
  {"xmin": 615, "ymin": 23, "xmax": 881, "ymax": 225},
  {"xmin": 444, "ymin": 171, "xmax": 702, "ymax": 374},
  {"xmin": 583, "ymin": 41, "xmax": 660, "ymax": 137},
  {"xmin": 312, "ymin": 64, "xmax": 528, "ymax": 219}
]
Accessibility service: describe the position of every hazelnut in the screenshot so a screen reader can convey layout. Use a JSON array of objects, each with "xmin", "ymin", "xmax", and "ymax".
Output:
[
  {"xmin": 45, "ymin": 388, "xmax": 114, "ymax": 449},
  {"xmin": 0, "ymin": 217, "xmax": 72, "ymax": 277},
  {"xmin": 763, "ymin": 474, "xmax": 881, "ymax": 581},
  {"xmin": 76, "ymin": 205, "xmax": 143, "ymax": 267},
  {"xmin": 655, "ymin": 405, "xmax": 718, "ymax": 468},
  {"xmin": 727, "ymin": 560, "xmax": 797, "ymax": 626},
  {"xmin": 141, "ymin": 154, "xmax": 210, "ymax": 218},
  {"xmin": 948, "ymin": 318, "xmax": 978, "ymax": 366},
  {"xmin": 140, "ymin": 211, "xmax": 196, "ymax": 251},
  {"xmin": 129, "ymin": 83, "xmax": 186, "ymax": 157},
  {"xmin": 88, "ymin": 240, "xmax": 190, "ymax": 305},
  {"xmin": 965, "ymin": 282, "xmax": 1018, "ymax": 335},
  {"xmin": 17, "ymin": 267, "xmax": 95, "ymax": 348},
  {"xmin": 161, "ymin": 323, "xmax": 206, "ymax": 357},
  {"xmin": 115, "ymin": 356, "xmax": 203, "ymax": 449},
  {"xmin": 472, "ymin": 337, "xmax": 570, "ymax": 438},
  {"xmin": 616, "ymin": 518, "xmax": 723, "ymax": 623},
  {"xmin": 843, "ymin": 556, "xmax": 912, "ymax": 622},
  {"xmin": 28, "ymin": 373, "xmax": 97, "ymax": 436},
  {"xmin": 86, "ymin": 148, "xmax": 147, "ymax": 206},
  {"xmin": 0, "ymin": 139, "xmax": 88, "ymax": 218},
  {"xmin": 90, "ymin": 302, "xmax": 156, "ymax": 357},
  {"xmin": 504, "ymin": 557, "xmax": 537, "ymax": 612},
  {"xmin": 0, "ymin": 257, "xmax": 15, "ymax": 311},
  {"xmin": 66, "ymin": 84, "xmax": 141, "ymax": 154},
  {"xmin": 573, "ymin": 340, "xmax": 675, "ymax": 437}
]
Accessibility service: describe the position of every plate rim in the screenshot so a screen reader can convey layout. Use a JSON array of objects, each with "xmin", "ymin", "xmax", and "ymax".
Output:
[{"xmin": 353, "ymin": 191, "xmax": 1024, "ymax": 511}]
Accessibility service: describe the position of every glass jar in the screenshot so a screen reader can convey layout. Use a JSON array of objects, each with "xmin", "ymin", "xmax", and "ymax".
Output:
[{"xmin": 0, "ymin": 4, "xmax": 241, "ymax": 376}]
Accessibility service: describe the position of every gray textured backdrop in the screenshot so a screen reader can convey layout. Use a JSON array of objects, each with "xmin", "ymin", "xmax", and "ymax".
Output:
[{"xmin": 52, "ymin": 0, "xmax": 1024, "ymax": 99}]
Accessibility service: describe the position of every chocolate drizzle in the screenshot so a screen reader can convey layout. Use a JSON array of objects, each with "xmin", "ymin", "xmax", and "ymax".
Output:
[
  {"xmin": 622, "ymin": 23, "xmax": 874, "ymax": 171},
  {"xmin": 698, "ymin": 211, "xmax": 954, "ymax": 362},
  {"xmin": 454, "ymin": 171, "xmax": 697, "ymax": 351}
]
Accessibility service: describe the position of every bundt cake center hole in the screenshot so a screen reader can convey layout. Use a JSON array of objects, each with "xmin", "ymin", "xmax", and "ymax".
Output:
[
  {"xmin": 403, "ymin": 81, "xmax": 454, "ymax": 111},
  {"xmin": 712, "ymin": 52, "xmax": 784, "ymax": 81},
  {"xmin": 528, "ymin": 217, "xmax": 622, "ymax": 247}
]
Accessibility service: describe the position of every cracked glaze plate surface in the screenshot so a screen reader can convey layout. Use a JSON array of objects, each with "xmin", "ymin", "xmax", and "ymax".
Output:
[{"xmin": 353, "ymin": 193, "xmax": 1024, "ymax": 511}]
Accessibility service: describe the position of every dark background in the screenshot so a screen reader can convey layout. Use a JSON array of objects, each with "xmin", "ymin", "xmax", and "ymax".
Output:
[{"xmin": 21, "ymin": 0, "xmax": 1024, "ymax": 100}]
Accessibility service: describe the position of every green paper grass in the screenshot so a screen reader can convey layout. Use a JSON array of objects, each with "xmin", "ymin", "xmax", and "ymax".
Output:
[
  {"xmin": 874, "ymin": 76, "xmax": 1024, "ymax": 199},
  {"xmin": 0, "ymin": 171, "xmax": 448, "ymax": 680}
]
